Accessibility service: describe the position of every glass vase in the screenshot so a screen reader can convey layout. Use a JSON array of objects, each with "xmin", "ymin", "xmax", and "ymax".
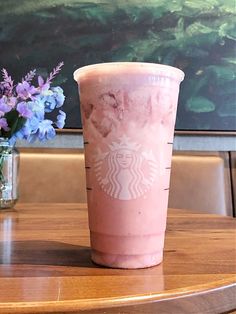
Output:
[{"xmin": 0, "ymin": 138, "xmax": 19, "ymax": 209}]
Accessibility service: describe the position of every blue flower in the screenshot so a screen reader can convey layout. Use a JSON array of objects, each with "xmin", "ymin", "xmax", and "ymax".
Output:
[
  {"xmin": 24, "ymin": 116, "xmax": 40, "ymax": 136},
  {"xmin": 55, "ymin": 110, "xmax": 66, "ymax": 128},
  {"xmin": 28, "ymin": 99, "xmax": 45, "ymax": 120},
  {"xmin": 9, "ymin": 127, "xmax": 26, "ymax": 145},
  {"xmin": 35, "ymin": 86, "xmax": 65, "ymax": 113},
  {"xmin": 51, "ymin": 86, "xmax": 65, "ymax": 108},
  {"xmin": 37, "ymin": 119, "xmax": 56, "ymax": 141},
  {"xmin": 11, "ymin": 116, "xmax": 40, "ymax": 143},
  {"xmin": 36, "ymin": 93, "xmax": 57, "ymax": 113}
]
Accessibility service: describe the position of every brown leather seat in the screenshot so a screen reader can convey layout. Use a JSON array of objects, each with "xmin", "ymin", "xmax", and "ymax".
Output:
[
  {"xmin": 230, "ymin": 152, "xmax": 236, "ymax": 216},
  {"xmin": 18, "ymin": 148, "xmax": 87, "ymax": 203},
  {"xmin": 18, "ymin": 149, "xmax": 233, "ymax": 216},
  {"xmin": 169, "ymin": 151, "xmax": 233, "ymax": 216}
]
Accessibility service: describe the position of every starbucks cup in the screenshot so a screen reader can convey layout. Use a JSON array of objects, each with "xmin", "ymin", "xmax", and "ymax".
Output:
[{"xmin": 74, "ymin": 62, "xmax": 184, "ymax": 269}]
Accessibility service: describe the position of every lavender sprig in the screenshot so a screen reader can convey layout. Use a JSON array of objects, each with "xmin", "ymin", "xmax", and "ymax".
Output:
[
  {"xmin": 1, "ymin": 68, "xmax": 14, "ymax": 95},
  {"xmin": 1, "ymin": 68, "xmax": 13, "ymax": 84},
  {"xmin": 22, "ymin": 69, "xmax": 36, "ymax": 83},
  {"xmin": 46, "ymin": 62, "xmax": 64, "ymax": 84}
]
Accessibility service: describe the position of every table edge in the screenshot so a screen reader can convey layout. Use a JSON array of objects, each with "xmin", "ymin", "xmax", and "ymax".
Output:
[{"xmin": 0, "ymin": 276, "xmax": 235, "ymax": 313}]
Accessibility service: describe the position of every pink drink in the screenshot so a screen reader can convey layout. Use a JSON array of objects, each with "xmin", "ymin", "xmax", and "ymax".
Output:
[{"xmin": 74, "ymin": 62, "xmax": 184, "ymax": 268}]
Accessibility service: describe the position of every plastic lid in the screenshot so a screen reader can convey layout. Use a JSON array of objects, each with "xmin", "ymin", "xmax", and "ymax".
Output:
[{"xmin": 73, "ymin": 62, "xmax": 185, "ymax": 83}]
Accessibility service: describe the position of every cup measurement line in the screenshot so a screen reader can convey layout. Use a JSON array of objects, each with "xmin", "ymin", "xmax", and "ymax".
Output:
[
  {"xmin": 165, "ymin": 167, "xmax": 171, "ymax": 170},
  {"xmin": 85, "ymin": 166, "xmax": 91, "ymax": 169},
  {"xmin": 84, "ymin": 141, "xmax": 89, "ymax": 145},
  {"xmin": 167, "ymin": 142, "xmax": 173, "ymax": 145},
  {"xmin": 164, "ymin": 188, "xmax": 170, "ymax": 191},
  {"xmin": 86, "ymin": 187, "xmax": 93, "ymax": 191}
]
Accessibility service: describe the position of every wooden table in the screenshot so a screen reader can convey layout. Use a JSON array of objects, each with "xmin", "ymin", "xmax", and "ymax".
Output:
[{"xmin": 0, "ymin": 204, "xmax": 235, "ymax": 314}]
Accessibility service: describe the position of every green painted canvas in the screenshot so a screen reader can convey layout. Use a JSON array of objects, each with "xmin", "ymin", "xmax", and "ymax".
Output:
[{"xmin": 0, "ymin": 0, "xmax": 235, "ymax": 130}]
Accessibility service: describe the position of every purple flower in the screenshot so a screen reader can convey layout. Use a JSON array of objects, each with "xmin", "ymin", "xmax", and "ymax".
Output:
[
  {"xmin": 17, "ymin": 102, "xmax": 33, "ymax": 118},
  {"xmin": 55, "ymin": 110, "xmax": 66, "ymax": 128},
  {"xmin": 0, "ymin": 96, "xmax": 16, "ymax": 117},
  {"xmin": 0, "ymin": 95, "xmax": 17, "ymax": 110},
  {"xmin": 0, "ymin": 118, "xmax": 10, "ymax": 131},
  {"xmin": 16, "ymin": 81, "xmax": 38, "ymax": 100},
  {"xmin": 0, "ymin": 96, "xmax": 12, "ymax": 117},
  {"xmin": 38, "ymin": 76, "xmax": 50, "ymax": 93},
  {"xmin": 7, "ymin": 96, "xmax": 17, "ymax": 108}
]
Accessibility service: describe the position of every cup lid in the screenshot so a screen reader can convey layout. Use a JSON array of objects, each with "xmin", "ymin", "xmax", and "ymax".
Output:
[{"xmin": 73, "ymin": 62, "xmax": 185, "ymax": 83}]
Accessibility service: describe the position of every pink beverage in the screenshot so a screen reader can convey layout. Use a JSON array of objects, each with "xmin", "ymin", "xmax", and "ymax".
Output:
[{"xmin": 74, "ymin": 62, "xmax": 184, "ymax": 269}]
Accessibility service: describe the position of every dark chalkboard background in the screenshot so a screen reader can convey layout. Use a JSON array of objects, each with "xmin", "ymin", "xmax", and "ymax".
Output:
[{"xmin": 0, "ymin": 0, "xmax": 235, "ymax": 131}]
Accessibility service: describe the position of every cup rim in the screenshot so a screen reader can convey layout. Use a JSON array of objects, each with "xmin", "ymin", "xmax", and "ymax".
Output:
[{"xmin": 73, "ymin": 62, "xmax": 185, "ymax": 83}]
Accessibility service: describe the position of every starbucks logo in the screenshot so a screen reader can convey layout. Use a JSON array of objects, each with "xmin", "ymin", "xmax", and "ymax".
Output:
[{"xmin": 94, "ymin": 136, "xmax": 158, "ymax": 200}]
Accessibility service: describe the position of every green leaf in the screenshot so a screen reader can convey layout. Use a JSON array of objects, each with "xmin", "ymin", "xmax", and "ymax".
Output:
[
  {"xmin": 184, "ymin": 0, "xmax": 218, "ymax": 11},
  {"xmin": 111, "ymin": 46, "xmax": 137, "ymax": 61},
  {"xmin": 2, "ymin": 110, "xmax": 26, "ymax": 139},
  {"xmin": 219, "ymin": 0, "xmax": 236, "ymax": 14},
  {"xmin": 219, "ymin": 22, "xmax": 236, "ymax": 40},
  {"xmin": 186, "ymin": 22, "xmax": 216, "ymax": 36},
  {"xmin": 186, "ymin": 96, "xmax": 216, "ymax": 113},
  {"xmin": 184, "ymin": 22, "xmax": 219, "ymax": 46},
  {"xmin": 206, "ymin": 65, "xmax": 236, "ymax": 84}
]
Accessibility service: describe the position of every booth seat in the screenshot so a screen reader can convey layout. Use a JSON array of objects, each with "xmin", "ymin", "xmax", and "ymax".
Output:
[
  {"xmin": 19, "ymin": 148, "xmax": 87, "ymax": 204},
  {"xmin": 230, "ymin": 152, "xmax": 236, "ymax": 216},
  {"xmin": 168, "ymin": 152, "xmax": 233, "ymax": 216},
  {"xmin": 18, "ymin": 148, "xmax": 234, "ymax": 216}
]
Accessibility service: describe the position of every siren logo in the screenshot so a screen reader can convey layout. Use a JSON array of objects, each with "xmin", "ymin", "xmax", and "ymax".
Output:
[{"xmin": 94, "ymin": 136, "xmax": 158, "ymax": 200}]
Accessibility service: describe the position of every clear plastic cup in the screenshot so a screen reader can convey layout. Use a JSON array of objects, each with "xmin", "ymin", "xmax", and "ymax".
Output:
[{"xmin": 74, "ymin": 62, "xmax": 184, "ymax": 268}]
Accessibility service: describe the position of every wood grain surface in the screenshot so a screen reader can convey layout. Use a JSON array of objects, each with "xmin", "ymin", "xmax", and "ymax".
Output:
[{"xmin": 0, "ymin": 203, "xmax": 235, "ymax": 314}]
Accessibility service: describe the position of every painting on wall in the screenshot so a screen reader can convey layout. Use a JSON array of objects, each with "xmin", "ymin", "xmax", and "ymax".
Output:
[{"xmin": 0, "ymin": 0, "xmax": 235, "ymax": 131}]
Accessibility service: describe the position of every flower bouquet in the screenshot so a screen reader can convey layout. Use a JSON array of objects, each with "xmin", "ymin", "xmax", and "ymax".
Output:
[
  {"xmin": 0, "ymin": 63, "xmax": 66, "ymax": 208},
  {"xmin": 0, "ymin": 62, "xmax": 66, "ymax": 142}
]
